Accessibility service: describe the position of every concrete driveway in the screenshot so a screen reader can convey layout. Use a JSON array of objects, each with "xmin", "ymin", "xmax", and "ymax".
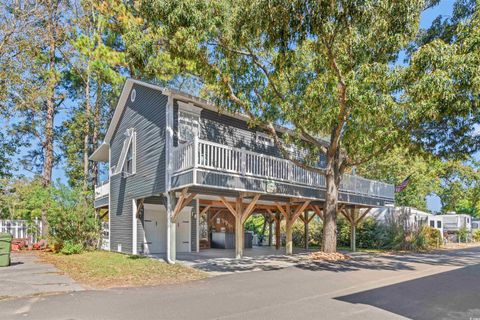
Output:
[
  {"xmin": 0, "ymin": 252, "xmax": 83, "ymax": 300},
  {"xmin": 1, "ymin": 246, "xmax": 480, "ymax": 320}
]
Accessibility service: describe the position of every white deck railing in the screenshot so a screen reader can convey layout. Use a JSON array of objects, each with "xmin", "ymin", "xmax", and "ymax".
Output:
[
  {"xmin": 172, "ymin": 138, "xmax": 395, "ymax": 199},
  {"xmin": 0, "ymin": 219, "xmax": 42, "ymax": 242},
  {"xmin": 95, "ymin": 181, "xmax": 110, "ymax": 200}
]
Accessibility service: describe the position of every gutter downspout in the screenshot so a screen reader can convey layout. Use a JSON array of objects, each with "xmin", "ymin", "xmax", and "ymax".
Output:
[{"xmin": 165, "ymin": 192, "xmax": 175, "ymax": 264}]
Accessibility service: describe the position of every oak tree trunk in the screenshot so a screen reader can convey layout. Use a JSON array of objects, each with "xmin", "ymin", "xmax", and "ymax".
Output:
[{"xmin": 322, "ymin": 150, "xmax": 342, "ymax": 253}]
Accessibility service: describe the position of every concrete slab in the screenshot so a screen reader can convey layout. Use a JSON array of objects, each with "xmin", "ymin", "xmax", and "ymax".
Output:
[
  {"xmin": 0, "ymin": 252, "xmax": 84, "ymax": 300},
  {"xmin": 175, "ymin": 247, "xmax": 317, "ymax": 275}
]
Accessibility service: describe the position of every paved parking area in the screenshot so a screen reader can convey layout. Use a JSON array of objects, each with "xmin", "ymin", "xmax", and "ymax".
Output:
[
  {"xmin": 175, "ymin": 247, "xmax": 313, "ymax": 274},
  {"xmin": 2, "ymin": 246, "xmax": 479, "ymax": 319},
  {"xmin": 0, "ymin": 252, "xmax": 83, "ymax": 300}
]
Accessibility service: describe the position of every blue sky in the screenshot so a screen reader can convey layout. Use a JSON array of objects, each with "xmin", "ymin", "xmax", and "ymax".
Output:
[{"xmin": 9, "ymin": 0, "xmax": 467, "ymax": 212}]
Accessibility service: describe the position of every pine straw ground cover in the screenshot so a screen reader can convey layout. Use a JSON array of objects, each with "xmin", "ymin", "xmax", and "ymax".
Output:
[
  {"xmin": 38, "ymin": 251, "xmax": 207, "ymax": 289},
  {"xmin": 309, "ymin": 251, "xmax": 350, "ymax": 261}
]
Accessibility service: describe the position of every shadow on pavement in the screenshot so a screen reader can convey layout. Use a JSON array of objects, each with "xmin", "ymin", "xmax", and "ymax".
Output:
[{"xmin": 335, "ymin": 263, "xmax": 480, "ymax": 320}]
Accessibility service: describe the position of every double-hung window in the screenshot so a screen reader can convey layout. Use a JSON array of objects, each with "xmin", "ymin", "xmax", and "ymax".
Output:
[{"xmin": 178, "ymin": 101, "xmax": 201, "ymax": 143}]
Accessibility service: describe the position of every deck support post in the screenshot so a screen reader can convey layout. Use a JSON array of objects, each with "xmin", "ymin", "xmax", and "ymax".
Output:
[
  {"xmin": 276, "ymin": 201, "xmax": 310, "ymax": 255},
  {"xmin": 235, "ymin": 197, "xmax": 244, "ymax": 259},
  {"xmin": 268, "ymin": 217, "xmax": 273, "ymax": 246},
  {"xmin": 219, "ymin": 194, "xmax": 260, "ymax": 259},
  {"xmin": 285, "ymin": 218, "xmax": 293, "ymax": 255},
  {"xmin": 275, "ymin": 213, "xmax": 281, "ymax": 250},
  {"xmin": 340, "ymin": 207, "xmax": 371, "ymax": 252},
  {"xmin": 304, "ymin": 211, "xmax": 309, "ymax": 250}
]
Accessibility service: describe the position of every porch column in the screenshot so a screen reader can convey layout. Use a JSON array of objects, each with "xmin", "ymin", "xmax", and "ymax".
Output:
[
  {"xmin": 304, "ymin": 211, "xmax": 309, "ymax": 250},
  {"xmin": 235, "ymin": 196, "xmax": 244, "ymax": 259},
  {"xmin": 219, "ymin": 194, "xmax": 260, "ymax": 259},
  {"xmin": 275, "ymin": 213, "xmax": 281, "ymax": 250},
  {"xmin": 285, "ymin": 219, "xmax": 293, "ymax": 255},
  {"xmin": 268, "ymin": 218, "xmax": 273, "ymax": 246},
  {"xmin": 276, "ymin": 201, "xmax": 310, "ymax": 256}
]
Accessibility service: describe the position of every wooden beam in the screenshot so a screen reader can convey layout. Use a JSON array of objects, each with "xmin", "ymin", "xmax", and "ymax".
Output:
[
  {"xmin": 355, "ymin": 208, "xmax": 372, "ymax": 225},
  {"xmin": 298, "ymin": 215, "xmax": 305, "ymax": 223},
  {"xmin": 172, "ymin": 188, "xmax": 197, "ymax": 222},
  {"xmin": 199, "ymin": 205, "xmax": 212, "ymax": 217},
  {"xmin": 291, "ymin": 201, "xmax": 311, "ymax": 221},
  {"xmin": 99, "ymin": 210, "xmax": 109, "ymax": 220},
  {"xmin": 340, "ymin": 209, "xmax": 353, "ymax": 224},
  {"xmin": 242, "ymin": 194, "xmax": 260, "ymax": 223},
  {"xmin": 307, "ymin": 211, "xmax": 316, "ymax": 223},
  {"xmin": 275, "ymin": 202, "xmax": 289, "ymax": 221},
  {"xmin": 135, "ymin": 199, "xmax": 144, "ymax": 218},
  {"xmin": 311, "ymin": 205, "xmax": 324, "ymax": 221},
  {"xmin": 209, "ymin": 210, "xmax": 223, "ymax": 224},
  {"xmin": 219, "ymin": 196, "xmax": 237, "ymax": 217}
]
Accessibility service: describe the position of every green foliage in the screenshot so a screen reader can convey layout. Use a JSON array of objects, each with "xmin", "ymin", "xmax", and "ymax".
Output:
[
  {"xmin": 472, "ymin": 229, "xmax": 480, "ymax": 242},
  {"xmin": 60, "ymin": 241, "xmax": 84, "ymax": 255},
  {"xmin": 338, "ymin": 216, "xmax": 442, "ymax": 251},
  {"xmin": 0, "ymin": 178, "xmax": 100, "ymax": 248},
  {"xmin": 244, "ymin": 215, "xmax": 267, "ymax": 236},
  {"xmin": 457, "ymin": 226, "xmax": 469, "ymax": 243},
  {"xmin": 405, "ymin": 4, "xmax": 480, "ymax": 158},
  {"xmin": 357, "ymin": 147, "xmax": 442, "ymax": 210}
]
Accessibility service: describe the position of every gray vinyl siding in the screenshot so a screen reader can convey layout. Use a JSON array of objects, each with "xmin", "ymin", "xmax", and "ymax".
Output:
[{"xmin": 110, "ymin": 84, "xmax": 168, "ymax": 254}]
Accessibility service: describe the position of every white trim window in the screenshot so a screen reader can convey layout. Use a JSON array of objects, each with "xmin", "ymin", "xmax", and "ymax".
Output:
[
  {"xmin": 178, "ymin": 101, "xmax": 201, "ymax": 143},
  {"xmin": 113, "ymin": 128, "xmax": 136, "ymax": 177},
  {"xmin": 256, "ymin": 132, "xmax": 274, "ymax": 147}
]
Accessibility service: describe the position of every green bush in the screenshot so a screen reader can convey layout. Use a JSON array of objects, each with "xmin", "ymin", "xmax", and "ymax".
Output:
[
  {"xmin": 60, "ymin": 241, "xmax": 83, "ymax": 255},
  {"xmin": 473, "ymin": 229, "xmax": 480, "ymax": 242},
  {"xmin": 457, "ymin": 227, "xmax": 468, "ymax": 243}
]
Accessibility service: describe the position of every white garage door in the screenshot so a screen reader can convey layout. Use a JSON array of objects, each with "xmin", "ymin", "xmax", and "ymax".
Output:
[{"xmin": 176, "ymin": 207, "xmax": 191, "ymax": 253}]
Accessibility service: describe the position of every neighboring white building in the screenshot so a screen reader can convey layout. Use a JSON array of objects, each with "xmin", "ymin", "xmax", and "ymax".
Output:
[
  {"xmin": 366, "ymin": 206, "xmax": 473, "ymax": 237},
  {"xmin": 367, "ymin": 206, "xmax": 431, "ymax": 231},
  {"xmin": 440, "ymin": 213, "xmax": 472, "ymax": 233},
  {"xmin": 472, "ymin": 219, "xmax": 480, "ymax": 230}
]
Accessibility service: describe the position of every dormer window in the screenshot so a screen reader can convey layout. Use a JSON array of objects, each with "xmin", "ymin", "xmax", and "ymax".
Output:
[
  {"xmin": 113, "ymin": 128, "xmax": 136, "ymax": 177},
  {"xmin": 178, "ymin": 101, "xmax": 201, "ymax": 143}
]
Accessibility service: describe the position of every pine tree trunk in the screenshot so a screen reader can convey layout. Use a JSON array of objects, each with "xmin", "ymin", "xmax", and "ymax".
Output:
[
  {"xmin": 92, "ymin": 81, "xmax": 102, "ymax": 188},
  {"xmin": 41, "ymin": 0, "xmax": 58, "ymax": 238},
  {"xmin": 83, "ymin": 73, "xmax": 91, "ymax": 190}
]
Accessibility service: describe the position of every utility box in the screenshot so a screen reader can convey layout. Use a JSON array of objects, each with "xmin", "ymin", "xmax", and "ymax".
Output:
[{"xmin": 0, "ymin": 233, "xmax": 13, "ymax": 267}]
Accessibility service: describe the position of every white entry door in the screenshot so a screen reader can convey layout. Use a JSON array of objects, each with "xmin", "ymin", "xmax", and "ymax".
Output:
[
  {"xmin": 144, "ymin": 205, "xmax": 167, "ymax": 254},
  {"xmin": 176, "ymin": 207, "xmax": 191, "ymax": 253}
]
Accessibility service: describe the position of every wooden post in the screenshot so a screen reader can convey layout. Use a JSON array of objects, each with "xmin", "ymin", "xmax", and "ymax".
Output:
[
  {"xmin": 285, "ymin": 219, "xmax": 293, "ymax": 255},
  {"xmin": 304, "ymin": 211, "xmax": 309, "ymax": 250},
  {"xmin": 350, "ymin": 224, "xmax": 356, "ymax": 252},
  {"xmin": 234, "ymin": 197, "xmax": 244, "ymax": 258},
  {"xmin": 275, "ymin": 213, "xmax": 281, "ymax": 250},
  {"xmin": 268, "ymin": 218, "xmax": 273, "ymax": 246}
]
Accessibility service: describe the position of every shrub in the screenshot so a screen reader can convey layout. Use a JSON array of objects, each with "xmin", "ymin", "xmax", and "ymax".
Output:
[
  {"xmin": 473, "ymin": 229, "xmax": 480, "ymax": 242},
  {"xmin": 457, "ymin": 227, "xmax": 468, "ymax": 243},
  {"xmin": 60, "ymin": 241, "xmax": 84, "ymax": 255}
]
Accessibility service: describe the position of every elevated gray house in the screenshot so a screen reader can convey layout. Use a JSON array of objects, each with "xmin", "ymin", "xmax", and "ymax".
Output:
[{"xmin": 90, "ymin": 78, "xmax": 395, "ymax": 262}]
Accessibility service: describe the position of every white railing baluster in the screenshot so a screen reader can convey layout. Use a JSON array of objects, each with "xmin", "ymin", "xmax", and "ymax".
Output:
[{"xmin": 171, "ymin": 138, "xmax": 394, "ymax": 199}]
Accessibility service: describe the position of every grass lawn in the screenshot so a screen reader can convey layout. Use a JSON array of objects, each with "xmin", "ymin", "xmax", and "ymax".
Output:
[{"xmin": 39, "ymin": 251, "xmax": 207, "ymax": 289}]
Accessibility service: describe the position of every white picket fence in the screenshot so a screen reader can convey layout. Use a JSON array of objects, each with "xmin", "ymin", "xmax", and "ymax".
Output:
[{"xmin": 0, "ymin": 219, "xmax": 42, "ymax": 243}]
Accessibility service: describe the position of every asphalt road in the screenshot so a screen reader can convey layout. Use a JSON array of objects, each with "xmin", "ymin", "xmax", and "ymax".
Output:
[{"xmin": 1, "ymin": 246, "xmax": 480, "ymax": 320}]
